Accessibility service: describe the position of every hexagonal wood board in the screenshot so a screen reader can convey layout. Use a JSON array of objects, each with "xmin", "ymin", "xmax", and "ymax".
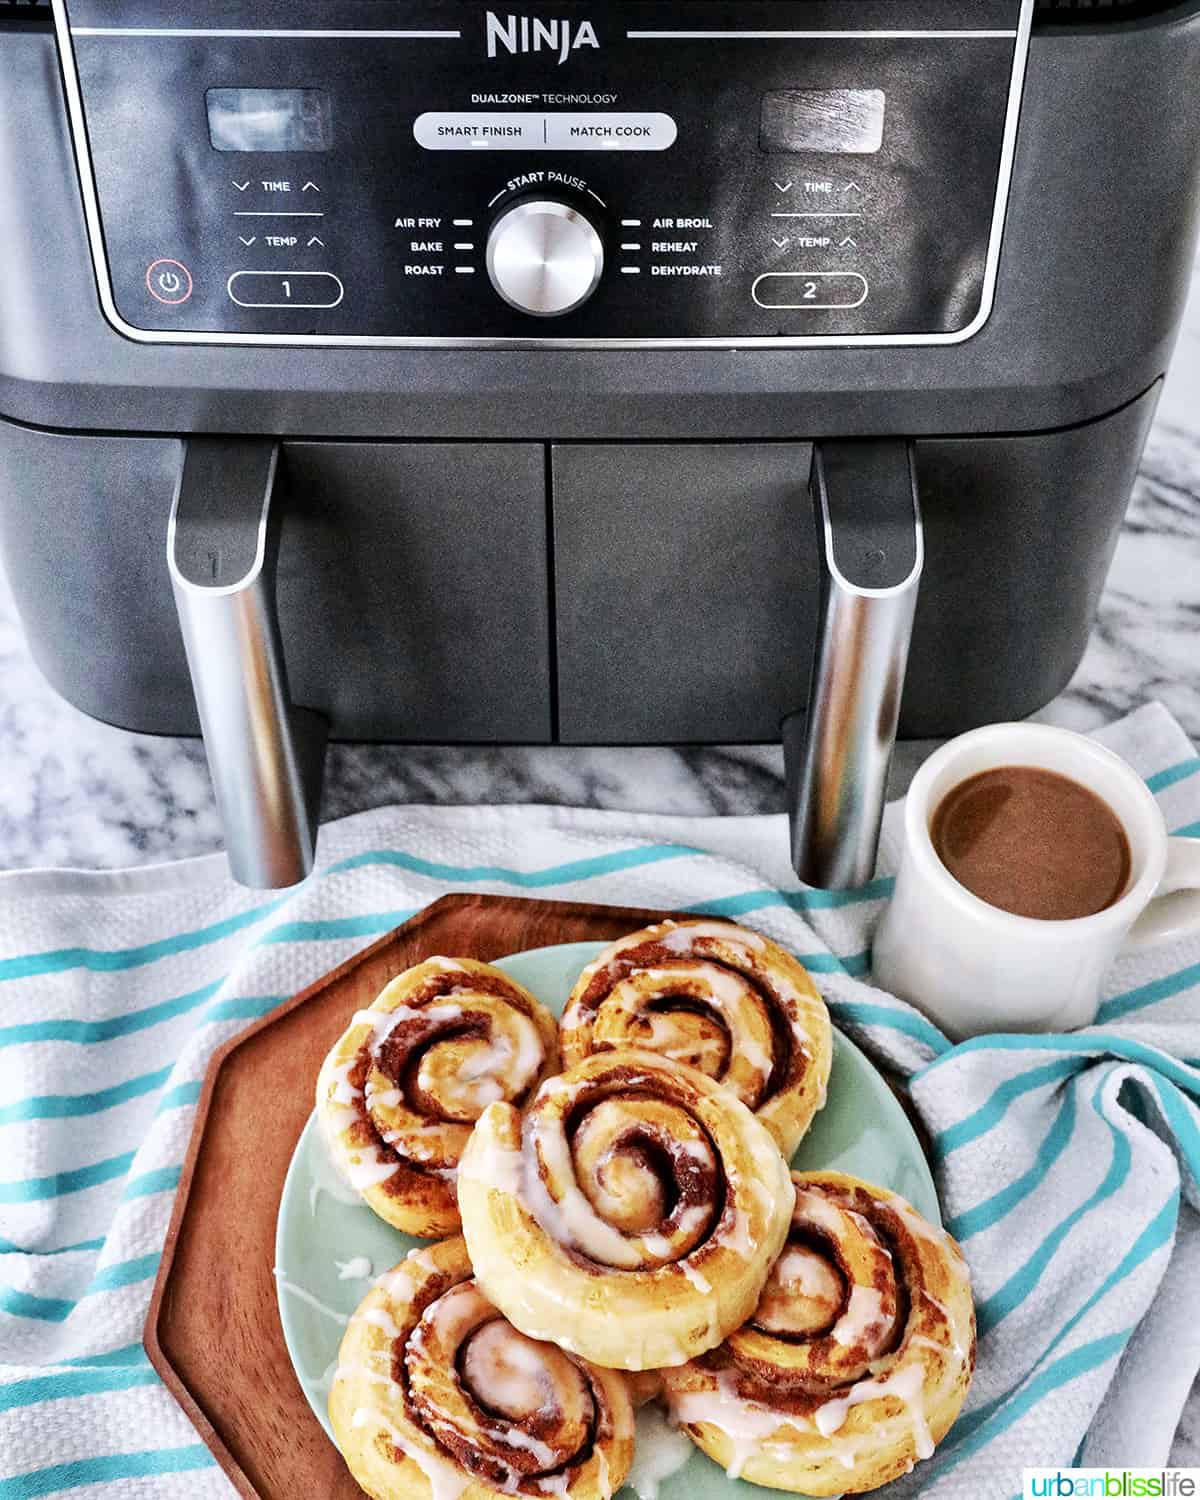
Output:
[{"xmin": 144, "ymin": 893, "xmax": 674, "ymax": 1500}]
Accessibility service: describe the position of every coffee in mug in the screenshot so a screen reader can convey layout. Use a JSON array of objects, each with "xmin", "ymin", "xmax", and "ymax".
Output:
[
  {"xmin": 872, "ymin": 723, "xmax": 1200, "ymax": 1036},
  {"xmin": 929, "ymin": 766, "xmax": 1131, "ymax": 921}
]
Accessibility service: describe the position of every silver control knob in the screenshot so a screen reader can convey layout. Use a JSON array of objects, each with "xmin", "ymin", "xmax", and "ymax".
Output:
[{"xmin": 486, "ymin": 199, "xmax": 604, "ymax": 317}]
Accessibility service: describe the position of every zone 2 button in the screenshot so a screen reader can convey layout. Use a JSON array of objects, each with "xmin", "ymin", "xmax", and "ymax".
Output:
[
  {"xmin": 227, "ymin": 270, "xmax": 344, "ymax": 309},
  {"xmin": 751, "ymin": 271, "xmax": 868, "ymax": 310}
]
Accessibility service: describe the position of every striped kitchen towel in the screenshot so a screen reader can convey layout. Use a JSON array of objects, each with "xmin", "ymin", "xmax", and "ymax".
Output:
[{"xmin": 0, "ymin": 700, "xmax": 1198, "ymax": 1498}]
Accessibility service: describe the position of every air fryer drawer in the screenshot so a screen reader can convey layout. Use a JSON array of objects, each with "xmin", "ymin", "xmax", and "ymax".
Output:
[
  {"xmin": 552, "ymin": 444, "xmax": 817, "ymax": 743},
  {"xmin": 0, "ymin": 425, "xmax": 552, "ymax": 742},
  {"xmin": 281, "ymin": 442, "xmax": 550, "ymax": 741}
]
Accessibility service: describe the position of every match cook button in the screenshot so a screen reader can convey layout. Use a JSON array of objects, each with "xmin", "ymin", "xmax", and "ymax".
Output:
[{"xmin": 543, "ymin": 113, "xmax": 676, "ymax": 150}]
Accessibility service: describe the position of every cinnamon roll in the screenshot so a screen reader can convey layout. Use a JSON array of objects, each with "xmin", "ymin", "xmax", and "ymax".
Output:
[
  {"xmin": 662, "ymin": 1171, "xmax": 976, "ymax": 1496},
  {"xmin": 458, "ymin": 1049, "xmax": 794, "ymax": 1372},
  {"xmin": 561, "ymin": 920, "xmax": 832, "ymax": 1158},
  {"xmin": 316, "ymin": 957, "xmax": 559, "ymax": 1237},
  {"xmin": 331, "ymin": 1236, "xmax": 634, "ymax": 1500}
]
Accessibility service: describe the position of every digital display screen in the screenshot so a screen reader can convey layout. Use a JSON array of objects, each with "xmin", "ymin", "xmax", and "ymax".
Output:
[
  {"xmin": 760, "ymin": 89, "xmax": 885, "ymax": 154},
  {"xmin": 206, "ymin": 88, "xmax": 332, "ymax": 152}
]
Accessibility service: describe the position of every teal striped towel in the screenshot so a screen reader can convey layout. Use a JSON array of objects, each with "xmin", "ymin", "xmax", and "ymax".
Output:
[{"xmin": 1, "ymin": 702, "xmax": 1198, "ymax": 1498}]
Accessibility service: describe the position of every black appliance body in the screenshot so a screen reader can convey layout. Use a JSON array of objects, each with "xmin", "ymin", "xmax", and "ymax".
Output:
[{"xmin": 0, "ymin": 0, "xmax": 1197, "ymax": 884}]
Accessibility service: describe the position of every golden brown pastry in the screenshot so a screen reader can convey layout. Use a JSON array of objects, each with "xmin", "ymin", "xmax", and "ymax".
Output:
[
  {"xmin": 316, "ymin": 956, "xmax": 559, "ymax": 1237},
  {"xmin": 561, "ymin": 920, "xmax": 832, "ymax": 1157},
  {"xmin": 331, "ymin": 1236, "xmax": 634, "ymax": 1500},
  {"xmin": 624, "ymin": 1370, "xmax": 665, "ymax": 1409},
  {"xmin": 458, "ymin": 1048, "xmax": 794, "ymax": 1372},
  {"xmin": 661, "ymin": 1171, "xmax": 976, "ymax": 1496}
]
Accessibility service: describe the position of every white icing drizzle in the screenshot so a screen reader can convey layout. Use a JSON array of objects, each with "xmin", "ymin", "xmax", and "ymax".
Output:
[
  {"xmin": 625, "ymin": 1404, "xmax": 694, "ymax": 1500},
  {"xmin": 459, "ymin": 1127, "xmax": 527, "ymax": 1199},
  {"xmin": 916, "ymin": 1300, "xmax": 966, "ymax": 1363},
  {"xmin": 833, "ymin": 1286, "xmax": 889, "ymax": 1349},
  {"xmin": 678, "ymin": 1139, "xmax": 712, "ymax": 1165},
  {"xmin": 659, "ymin": 923, "xmax": 765, "ymax": 952},
  {"xmin": 921, "ymin": 1289, "xmax": 950, "ymax": 1320},
  {"xmin": 492, "ymin": 1426, "xmax": 556, "ymax": 1467},
  {"xmin": 352, "ymin": 1407, "xmax": 472, "ymax": 1500},
  {"xmin": 522, "ymin": 1117, "xmax": 652, "ymax": 1271},
  {"xmin": 670, "ymin": 1379, "xmax": 790, "ymax": 1481},
  {"xmin": 892, "ymin": 1199, "xmax": 952, "ymax": 1253},
  {"xmin": 374, "ymin": 1245, "xmax": 443, "ymax": 1307},
  {"xmin": 377, "ymin": 1267, "xmax": 415, "ymax": 1304},
  {"xmin": 596, "ymin": 1445, "xmax": 612, "ymax": 1500},
  {"xmin": 350, "ymin": 1001, "xmax": 466, "ymax": 1058},
  {"xmin": 719, "ymin": 1207, "xmax": 759, "ymax": 1262},
  {"xmin": 813, "ymin": 1361, "xmax": 934, "ymax": 1460},
  {"xmin": 462, "ymin": 1326, "xmax": 554, "ymax": 1422},
  {"xmin": 362, "ymin": 1307, "xmax": 403, "ymax": 1340},
  {"xmin": 793, "ymin": 1194, "xmax": 848, "ymax": 1237},
  {"xmin": 273, "ymin": 1268, "xmax": 350, "ymax": 1325},
  {"xmin": 344, "ymin": 1141, "xmax": 402, "ymax": 1190},
  {"xmin": 774, "ymin": 1246, "xmax": 841, "ymax": 1304},
  {"xmin": 460, "ymin": 1034, "xmax": 516, "ymax": 1080},
  {"xmin": 739, "ymin": 1034, "xmax": 774, "ymax": 1083},
  {"xmin": 336, "ymin": 1255, "xmax": 374, "ymax": 1282},
  {"xmin": 678, "ymin": 1260, "xmax": 712, "ymax": 1296},
  {"xmin": 309, "ymin": 1121, "xmax": 366, "ymax": 1214},
  {"xmin": 329, "ymin": 1058, "xmax": 362, "ymax": 1107}
]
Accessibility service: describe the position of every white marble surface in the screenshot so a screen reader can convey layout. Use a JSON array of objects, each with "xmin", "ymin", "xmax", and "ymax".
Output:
[{"xmin": 0, "ymin": 262, "xmax": 1196, "ymax": 870}]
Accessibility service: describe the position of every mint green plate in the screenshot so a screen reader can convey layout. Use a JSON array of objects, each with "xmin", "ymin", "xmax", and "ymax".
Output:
[{"xmin": 276, "ymin": 939, "xmax": 938, "ymax": 1476}]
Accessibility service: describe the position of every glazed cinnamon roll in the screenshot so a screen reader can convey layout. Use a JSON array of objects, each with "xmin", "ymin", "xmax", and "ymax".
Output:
[
  {"xmin": 316, "ymin": 957, "xmax": 559, "ymax": 1237},
  {"xmin": 662, "ymin": 1171, "xmax": 976, "ymax": 1496},
  {"xmin": 458, "ymin": 1049, "xmax": 794, "ymax": 1372},
  {"xmin": 331, "ymin": 1236, "xmax": 633, "ymax": 1500},
  {"xmin": 561, "ymin": 920, "xmax": 832, "ymax": 1157}
]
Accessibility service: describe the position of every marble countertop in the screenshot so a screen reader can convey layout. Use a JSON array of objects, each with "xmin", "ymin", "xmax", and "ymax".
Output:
[{"xmin": 0, "ymin": 260, "xmax": 1196, "ymax": 871}]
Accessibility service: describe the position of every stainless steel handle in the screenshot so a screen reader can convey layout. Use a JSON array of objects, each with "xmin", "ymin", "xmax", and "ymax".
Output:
[
  {"xmin": 785, "ymin": 440, "xmax": 923, "ymax": 889},
  {"xmin": 167, "ymin": 438, "xmax": 327, "ymax": 888}
]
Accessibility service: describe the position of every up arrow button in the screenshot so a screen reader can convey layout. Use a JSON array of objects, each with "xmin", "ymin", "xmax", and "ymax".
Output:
[{"xmin": 302, "ymin": 181, "xmax": 321, "ymax": 193}]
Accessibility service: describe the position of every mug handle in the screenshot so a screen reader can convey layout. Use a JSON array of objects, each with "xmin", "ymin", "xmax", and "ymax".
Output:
[{"xmin": 1125, "ymin": 837, "xmax": 1200, "ymax": 950}]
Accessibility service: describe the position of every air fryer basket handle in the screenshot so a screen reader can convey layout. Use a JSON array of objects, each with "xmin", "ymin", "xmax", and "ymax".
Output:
[
  {"xmin": 167, "ymin": 437, "xmax": 327, "ymax": 888},
  {"xmin": 784, "ymin": 439, "xmax": 923, "ymax": 889}
]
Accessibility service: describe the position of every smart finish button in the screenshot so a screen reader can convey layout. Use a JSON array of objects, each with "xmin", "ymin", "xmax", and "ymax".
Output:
[{"xmin": 145, "ymin": 258, "xmax": 193, "ymax": 305}]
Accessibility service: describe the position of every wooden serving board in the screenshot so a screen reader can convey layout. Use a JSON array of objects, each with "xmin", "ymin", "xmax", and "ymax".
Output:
[{"xmin": 145, "ymin": 893, "xmax": 677, "ymax": 1500}]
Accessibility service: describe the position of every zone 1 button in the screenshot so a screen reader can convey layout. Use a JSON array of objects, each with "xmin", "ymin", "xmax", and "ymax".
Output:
[
  {"xmin": 146, "ymin": 258, "xmax": 193, "ymax": 305},
  {"xmin": 227, "ymin": 270, "xmax": 344, "ymax": 308},
  {"xmin": 751, "ymin": 271, "xmax": 868, "ymax": 310}
]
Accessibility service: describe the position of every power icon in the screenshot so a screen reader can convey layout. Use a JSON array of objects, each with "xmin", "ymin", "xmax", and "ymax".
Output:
[{"xmin": 146, "ymin": 258, "xmax": 193, "ymax": 305}]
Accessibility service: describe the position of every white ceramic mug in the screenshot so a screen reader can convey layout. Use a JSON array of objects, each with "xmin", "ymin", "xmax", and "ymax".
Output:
[{"xmin": 873, "ymin": 723, "xmax": 1200, "ymax": 1038}]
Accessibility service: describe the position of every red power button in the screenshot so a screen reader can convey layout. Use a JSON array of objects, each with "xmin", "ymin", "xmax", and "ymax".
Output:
[{"xmin": 146, "ymin": 258, "xmax": 193, "ymax": 306}]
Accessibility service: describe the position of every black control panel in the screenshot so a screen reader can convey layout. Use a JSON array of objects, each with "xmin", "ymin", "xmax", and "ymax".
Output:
[{"xmin": 55, "ymin": 0, "xmax": 1031, "ymax": 346}]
